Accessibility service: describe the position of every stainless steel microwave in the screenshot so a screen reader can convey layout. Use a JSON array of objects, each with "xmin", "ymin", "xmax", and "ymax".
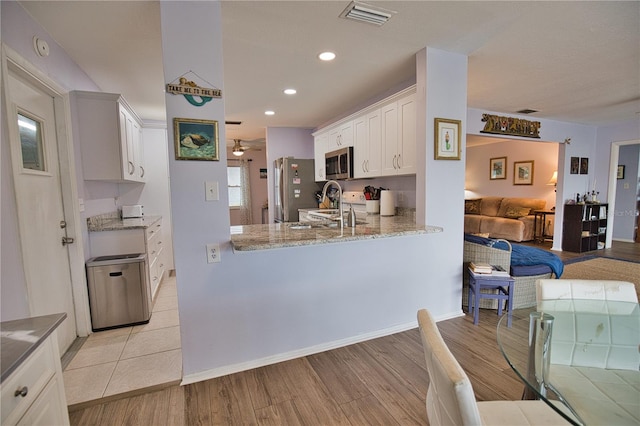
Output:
[{"xmin": 325, "ymin": 147, "xmax": 353, "ymax": 180}]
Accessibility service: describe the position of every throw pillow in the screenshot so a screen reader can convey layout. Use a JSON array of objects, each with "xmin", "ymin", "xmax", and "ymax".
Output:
[
  {"xmin": 465, "ymin": 199, "xmax": 482, "ymax": 215},
  {"xmin": 472, "ymin": 232, "xmax": 490, "ymax": 238},
  {"xmin": 504, "ymin": 206, "xmax": 530, "ymax": 218}
]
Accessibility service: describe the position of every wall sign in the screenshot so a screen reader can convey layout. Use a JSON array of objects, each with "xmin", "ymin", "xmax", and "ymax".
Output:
[
  {"xmin": 480, "ymin": 113, "xmax": 541, "ymax": 139},
  {"xmin": 166, "ymin": 71, "xmax": 222, "ymax": 107}
]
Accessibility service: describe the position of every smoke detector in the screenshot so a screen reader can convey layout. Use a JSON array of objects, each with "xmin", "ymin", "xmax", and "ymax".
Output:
[{"xmin": 339, "ymin": 1, "xmax": 396, "ymax": 26}]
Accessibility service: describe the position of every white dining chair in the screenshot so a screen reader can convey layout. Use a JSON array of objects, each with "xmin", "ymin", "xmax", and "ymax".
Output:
[
  {"xmin": 417, "ymin": 309, "xmax": 570, "ymax": 425},
  {"xmin": 536, "ymin": 279, "xmax": 638, "ymax": 303}
]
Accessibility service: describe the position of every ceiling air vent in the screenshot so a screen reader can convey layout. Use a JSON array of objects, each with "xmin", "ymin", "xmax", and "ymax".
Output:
[
  {"xmin": 225, "ymin": 121, "xmax": 242, "ymax": 125},
  {"xmin": 516, "ymin": 109, "xmax": 538, "ymax": 114},
  {"xmin": 339, "ymin": 1, "xmax": 396, "ymax": 26}
]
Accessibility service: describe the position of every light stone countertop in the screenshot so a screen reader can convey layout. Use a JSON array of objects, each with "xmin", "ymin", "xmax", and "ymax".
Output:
[
  {"xmin": 87, "ymin": 212, "xmax": 162, "ymax": 232},
  {"xmin": 230, "ymin": 214, "xmax": 442, "ymax": 251},
  {"xmin": 1, "ymin": 313, "xmax": 67, "ymax": 383}
]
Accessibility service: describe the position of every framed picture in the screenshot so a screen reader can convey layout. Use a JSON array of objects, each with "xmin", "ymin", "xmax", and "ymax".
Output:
[
  {"xmin": 579, "ymin": 157, "xmax": 588, "ymax": 175},
  {"xmin": 260, "ymin": 168, "xmax": 268, "ymax": 179},
  {"xmin": 489, "ymin": 157, "xmax": 507, "ymax": 180},
  {"xmin": 570, "ymin": 157, "xmax": 580, "ymax": 174},
  {"xmin": 617, "ymin": 165, "xmax": 625, "ymax": 179},
  {"xmin": 513, "ymin": 160, "xmax": 534, "ymax": 185},
  {"xmin": 434, "ymin": 118, "xmax": 461, "ymax": 160},
  {"xmin": 174, "ymin": 117, "xmax": 219, "ymax": 161}
]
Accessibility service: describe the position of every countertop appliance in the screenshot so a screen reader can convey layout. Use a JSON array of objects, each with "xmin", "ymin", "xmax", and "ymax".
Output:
[
  {"xmin": 325, "ymin": 146, "xmax": 353, "ymax": 180},
  {"xmin": 274, "ymin": 157, "xmax": 320, "ymax": 222},
  {"xmin": 85, "ymin": 253, "xmax": 151, "ymax": 331},
  {"xmin": 122, "ymin": 204, "xmax": 144, "ymax": 218}
]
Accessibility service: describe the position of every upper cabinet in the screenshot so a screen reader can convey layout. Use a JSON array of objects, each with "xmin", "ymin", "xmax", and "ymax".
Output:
[
  {"xmin": 327, "ymin": 121, "xmax": 354, "ymax": 151},
  {"xmin": 313, "ymin": 85, "xmax": 416, "ymax": 180},
  {"xmin": 71, "ymin": 91, "xmax": 145, "ymax": 183},
  {"xmin": 314, "ymin": 133, "xmax": 327, "ymax": 181},
  {"xmin": 381, "ymin": 93, "xmax": 416, "ymax": 176},
  {"xmin": 353, "ymin": 109, "xmax": 382, "ymax": 178}
]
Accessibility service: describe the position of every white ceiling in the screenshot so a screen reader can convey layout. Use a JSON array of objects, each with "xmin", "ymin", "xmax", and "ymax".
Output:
[{"xmin": 19, "ymin": 1, "xmax": 640, "ymax": 148}]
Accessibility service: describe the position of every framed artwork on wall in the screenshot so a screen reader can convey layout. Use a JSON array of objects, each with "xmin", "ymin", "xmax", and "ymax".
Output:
[
  {"xmin": 489, "ymin": 157, "xmax": 507, "ymax": 180},
  {"xmin": 579, "ymin": 157, "xmax": 589, "ymax": 174},
  {"xmin": 513, "ymin": 160, "xmax": 534, "ymax": 185},
  {"xmin": 570, "ymin": 157, "xmax": 580, "ymax": 174},
  {"xmin": 434, "ymin": 118, "xmax": 461, "ymax": 160},
  {"xmin": 174, "ymin": 117, "xmax": 219, "ymax": 161}
]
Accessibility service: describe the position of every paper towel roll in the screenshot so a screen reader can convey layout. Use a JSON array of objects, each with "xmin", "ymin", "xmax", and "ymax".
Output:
[{"xmin": 380, "ymin": 190, "xmax": 395, "ymax": 216}]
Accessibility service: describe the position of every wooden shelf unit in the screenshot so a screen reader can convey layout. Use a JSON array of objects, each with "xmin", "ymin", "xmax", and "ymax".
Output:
[{"xmin": 562, "ymin": 203, "xmax": 608, "ymax": 253}]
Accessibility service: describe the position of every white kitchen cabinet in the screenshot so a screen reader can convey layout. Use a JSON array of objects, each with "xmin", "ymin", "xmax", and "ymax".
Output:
[
  {"xmin": 314, "ymin": 133, "xmax": 328, "ymax": 182},
  {"xmin": 1, "ymin": 332, "xmax": 69, "ymax": 426},
  {"xmin": 71, "ymin": 90, "xmax": 145, "ymax": 183},
  {"xmin": 327, "ymin": 121, "xmax": 354, "ymax": 151},
  {"xmin": 89, "ymin": 217, "xmax": 165, "ymax": 299},
  {"xmin": 353, "ymin": 109, "xmax": 382, "ymax": 178},
  {"xmin": 381, "ymin": 93, "xmax": 416, "ymax": 176}
]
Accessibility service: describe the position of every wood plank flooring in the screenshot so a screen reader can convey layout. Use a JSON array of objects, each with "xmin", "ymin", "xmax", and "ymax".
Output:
[
  {"xmin": 69, "ymin": 241, "xmax": 639, "ymax": 425},
  {"xmin": 69, "ymin": 310, "xmax": 523, "ymax": 426}
]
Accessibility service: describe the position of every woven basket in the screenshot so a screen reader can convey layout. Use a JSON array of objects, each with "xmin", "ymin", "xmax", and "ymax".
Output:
[{"xmin": 462, "ymin": 240, "xmax": 552, "ymax": 309}]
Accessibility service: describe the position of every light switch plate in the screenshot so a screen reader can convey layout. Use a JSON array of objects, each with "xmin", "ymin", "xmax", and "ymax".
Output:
[
  {"xmin": 205, "ymin": 181, "xmax": 219, "ymax": 201},
  {"xmin": 206, "ymin": 243, "xmax": 221, "ymax": 263}
]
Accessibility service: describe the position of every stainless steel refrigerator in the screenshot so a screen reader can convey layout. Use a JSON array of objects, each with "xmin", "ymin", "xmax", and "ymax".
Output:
[{"xmin": 274, "ymin": 157, "xmax": 319, "ymax": 222}]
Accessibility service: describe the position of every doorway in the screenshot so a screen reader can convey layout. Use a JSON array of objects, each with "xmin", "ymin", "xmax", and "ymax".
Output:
[{"xmin": 607, "ymin": 140, "xmax": 640, "ymax": 247}]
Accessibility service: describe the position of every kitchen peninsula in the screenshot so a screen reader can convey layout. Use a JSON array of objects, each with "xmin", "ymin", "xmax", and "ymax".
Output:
[{"xmin": 231, "ymin": 213, "xmax": 442, "ymax": 251}]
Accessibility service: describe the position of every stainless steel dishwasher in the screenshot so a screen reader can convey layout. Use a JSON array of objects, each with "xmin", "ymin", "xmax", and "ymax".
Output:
[{"xmin": 86, "ymin": 253, "xmax": 151, "ymax": 331}]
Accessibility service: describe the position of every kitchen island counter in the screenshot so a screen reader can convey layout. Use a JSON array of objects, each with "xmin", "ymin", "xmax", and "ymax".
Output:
[{"xmin": 231, "ymin": 214, "xmax": 442, "ymax": 251}]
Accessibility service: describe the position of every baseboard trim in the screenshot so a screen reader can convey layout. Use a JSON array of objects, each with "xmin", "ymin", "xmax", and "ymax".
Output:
[{"xmin": 181, "ymin": 310, "xmax": 461, "ymax": 386}]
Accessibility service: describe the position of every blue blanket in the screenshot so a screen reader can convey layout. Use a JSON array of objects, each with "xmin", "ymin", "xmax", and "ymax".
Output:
[{"xmin": 464, "ymin": 234, "xmax": 563, "ymax": 278}]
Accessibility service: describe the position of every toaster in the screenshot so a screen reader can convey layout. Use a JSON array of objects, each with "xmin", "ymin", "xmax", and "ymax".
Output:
[{"xmin": 122, "ymin": 205, "xmax": 144, "ymax": 218}]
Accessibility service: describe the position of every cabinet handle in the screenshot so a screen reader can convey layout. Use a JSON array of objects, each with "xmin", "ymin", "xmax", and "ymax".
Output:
[
  {"xmin": 393, "ymin": 155, "xmax": 397, "ymax": 169},
  {"xmin": 140, "ymin": 166, "xmax": 145, "ymax": 178},
  {"xmin": 397, "ymin": 154, "xmax": 402, "ymax": 169},
  {"xmin": 62, "ymin": 236, "xmax": 75, "ymax": 246},
  {"xmin": 128, "ymin": 161, "xmax": 135, "ymax": 175},
  {"xmin": 365, "ymin": 160, "xmax": 369, "ymax": 172},
  {"xmin": 14, "ymin": 386, "xmax": 28, "ymax": 398}
]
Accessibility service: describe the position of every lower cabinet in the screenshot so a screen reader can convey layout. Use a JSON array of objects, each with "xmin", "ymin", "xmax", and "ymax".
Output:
[{"xmin": 1, "ymin": 333, "xmax": 69, "ymax": 426}]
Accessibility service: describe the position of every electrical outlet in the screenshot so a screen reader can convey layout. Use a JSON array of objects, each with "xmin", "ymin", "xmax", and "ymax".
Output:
[
  {"xmin": 206, "ymin": 243, "xmax": 221, "ymax": 263},
  {"xmin": 205, "ymin": 181, "xmax": 219, "ymax": 201}
]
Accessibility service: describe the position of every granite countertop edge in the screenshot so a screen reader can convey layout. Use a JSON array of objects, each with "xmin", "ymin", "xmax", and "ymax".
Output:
[
  {"xmin": 231, "ymin": 222, "xmax": 443, "ymax": 252},
  {"xmin": 87, "ymin": 213, "xmax": 162, "ymax": 232},
  {"xmin": 1, "ymin": 313, "xmax": 67, "ymax": 383}
]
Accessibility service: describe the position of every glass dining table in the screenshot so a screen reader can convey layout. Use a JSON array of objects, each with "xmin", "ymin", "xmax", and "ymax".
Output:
[{"xmin": 497, "ymin": 300, "xmax": 640, "ymax": 425}]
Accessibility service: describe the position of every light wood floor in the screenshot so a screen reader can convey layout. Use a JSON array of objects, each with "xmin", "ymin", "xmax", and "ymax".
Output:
[
  {"xmin": 69, "ymin": 241, "xmax": 638, "ymax": 425},
  {"xmin": 68, "ymin": 310, "xmax": 525, "ymax": 426}
]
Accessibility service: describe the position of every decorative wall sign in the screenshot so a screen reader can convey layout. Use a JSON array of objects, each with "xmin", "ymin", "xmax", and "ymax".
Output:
[
  {"xmin": 166, "ymin": 71, "xmax": 222, "ymax": 107},
  {"xmin": 489, "ymin": 157, "xmax": 507, "ymax": 180},
  {"xmin": 434, "ymin": 118, "xmax": 461, "ymax": 160},
  {"xmin": 617, "ymin": 165, "xmax": 625, "ymax": 179},
  {"xmin": 174, "ymin": 118, "xmax": 219, "ymax": 161},
  {"xmin": 480, "ymin": 114, "xmax": 541, "ymax": 138},
  {"xmin": 513, "ymin": 160, "xmax": 534, "ymax": 185}
]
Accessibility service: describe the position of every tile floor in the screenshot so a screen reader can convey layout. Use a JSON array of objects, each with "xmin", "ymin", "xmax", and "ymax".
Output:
[{"xmin": 63, "ymin": 274, "xmax": 182, "ymax": 406}]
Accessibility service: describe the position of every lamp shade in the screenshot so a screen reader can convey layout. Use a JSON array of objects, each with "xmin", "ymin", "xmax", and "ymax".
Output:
[{"xmin": 547, "ymin": 171, "xmax": 558, "ymax": 185}]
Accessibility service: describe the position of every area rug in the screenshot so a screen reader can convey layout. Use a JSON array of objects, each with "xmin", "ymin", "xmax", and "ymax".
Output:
[{"xmin": 561, "ymin": 257, "xmax": 640, "ymax": 300}]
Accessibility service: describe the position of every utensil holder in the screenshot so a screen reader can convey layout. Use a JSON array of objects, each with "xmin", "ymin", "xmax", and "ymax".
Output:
[{"xmin": 366, "ymin": 200, "xmax": 380, "ymax": 214}]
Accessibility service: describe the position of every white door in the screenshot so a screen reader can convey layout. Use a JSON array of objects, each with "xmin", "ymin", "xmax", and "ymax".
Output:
[{"xmin": 6, "ymin": 68, "xmax": 77, "ymax": 355}]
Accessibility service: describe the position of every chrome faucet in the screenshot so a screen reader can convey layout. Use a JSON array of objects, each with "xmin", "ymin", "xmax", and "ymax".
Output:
[{"xmin": 321, "ymin": 180, "xmax": 343, "ymax": 231}]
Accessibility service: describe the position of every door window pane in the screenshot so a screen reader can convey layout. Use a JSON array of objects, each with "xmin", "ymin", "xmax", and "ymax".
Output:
[{"xmin": 18, "ymin": 113, "xmax": 45, "ymax": 171}]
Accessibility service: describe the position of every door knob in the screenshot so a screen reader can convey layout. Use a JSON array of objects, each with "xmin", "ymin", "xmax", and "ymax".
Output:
[{"xmin": 62, "ymin": 237, "xmax": 75, "ymax": 246}]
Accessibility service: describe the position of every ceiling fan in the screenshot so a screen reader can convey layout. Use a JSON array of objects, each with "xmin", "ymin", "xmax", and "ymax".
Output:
[{"xmin": 231, "ymin": 139, "xmax": 263, "ymax": 156}]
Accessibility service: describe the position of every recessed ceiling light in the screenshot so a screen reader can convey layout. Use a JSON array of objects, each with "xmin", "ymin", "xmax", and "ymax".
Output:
[
  {"xmin": 265, "ymin": 110, "xmax": 275, "ymax": 116},
  {"xmin": 318, "ymin": 51, "xmax": 336, "ymax": 61},
  {"xmin": 284, "ymin": 88, "xmax": 297, "ymax": 95}
]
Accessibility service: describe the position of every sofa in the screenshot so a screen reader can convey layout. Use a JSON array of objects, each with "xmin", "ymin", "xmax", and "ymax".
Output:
[{"xmin": 464, "ymin": 196, "xmax": 546, "ymax": 242}]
